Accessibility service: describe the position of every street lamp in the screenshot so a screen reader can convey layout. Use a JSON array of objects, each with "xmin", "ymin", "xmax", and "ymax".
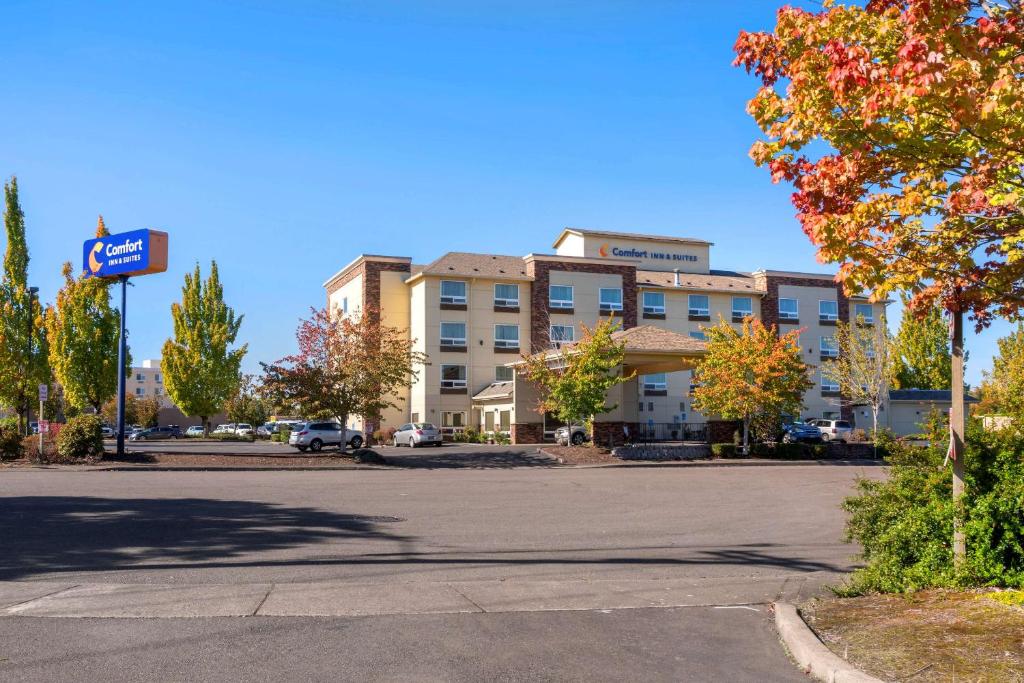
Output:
[{"xmin": 25, "ymin": 286, "xmax": 39, "ymax": 436}]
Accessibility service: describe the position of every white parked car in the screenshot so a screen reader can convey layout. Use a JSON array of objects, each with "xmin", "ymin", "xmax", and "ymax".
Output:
[
  {"xmin": 213, "ymin": 424, "xmax": 235, "ymax": 434},
  {"xmin": 234, "ymin": 423, "xmax": 253, "ymax": 436},
  {"xmin": 392, "ymin": 423, "xmax": 442, "ymax": 448},
  {"xmin": 813, "ymin": 419, "xmax": 853, "ymax": 442},
  {"xmin": 185, "ymin": 426, "xmax": 205, "ymax": 437},
  {"xmin": 101, "ymin": 426, "xmax": 115, "ymax": 438},
  {"xmin": 289, "ymin": 422, "xmax": 364, "ymax": 452}
]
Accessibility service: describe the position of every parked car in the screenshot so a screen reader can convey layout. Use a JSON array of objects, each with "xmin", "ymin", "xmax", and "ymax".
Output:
[
  {"xmin": 234, "ymin": 423, "xmax": 254, "ymax": 436},
  {"xmin": 256, "ymin": 423, "xmax": 274, "ymax": 438},
  {"xmin": 185, "ymin": 425, "xmax": 205, "ymax": 437},
  {"xmin": 781, "ymin": 421, "xmax": 822, "ymax": 443},
  {"xmin": 392, "ymin": 423, "xmax": 442, "ymax": 448},
  {"xmin": 288, "ymin": 422, "xmax": 364, "ymax": 452},
  {"xmin": 129, "ymin": 426, "xmax": 183, "ymax": 441},
  {"xmin": 812, "ymin": 419, "xmax": 853, "ymax": 442},
  {"xmin": 213, "ymin": 424, "xmax": 235, "ymax": 434},
  {"xmin": 29, "ymin": 422, "xmax": 39, "ymax": 434},
  {"xmin": 101, "ymin": 425, "xmax": 115, "ymax": 438},
  {"xmin": 555, "ymin": 425, "xmax": 589, "ymax": 446}
]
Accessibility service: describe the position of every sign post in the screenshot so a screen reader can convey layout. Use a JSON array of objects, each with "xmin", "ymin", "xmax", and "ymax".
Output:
[
  {"xmin": 37, "ymin": 384, "xmax": 47, "ymax": 462},
  {"xmin": 83, "ymin": 228, "xmax": 168, "ymax": 458}
]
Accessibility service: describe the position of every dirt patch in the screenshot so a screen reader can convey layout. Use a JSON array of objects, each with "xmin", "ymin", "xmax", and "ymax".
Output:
[
  {"xmin": 541, "ymin": 445, "xmax": 619, "ymax": 465},
  {"xmin": 803, "ymin": 589, "xmax": 1024, "ymax": 682}
]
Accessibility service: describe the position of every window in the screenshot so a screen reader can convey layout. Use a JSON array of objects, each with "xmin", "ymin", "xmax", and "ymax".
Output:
[
  {"xmin": 689, "ymin": 331, "xmax": 707, "ymax": 341},
  {"xmin": 643, "ymin": 291, "xmax": 665, "ymax": 315},
  {"xmin": 135, "ymin": 387, "xmax": 145, "ymax": 396},
  {"xmin": 779, "ymin": 298, "xmax": 799, "ymax": 320},
  {"xmin": 643, "ymin": 373, "xmax": 667, "ymax": 391},
  {"xmin": 819, "ymin": 300, "xmax": 838, "ymax": 321},
  {"xmin": 136, "ymin": 373, "xmax": 144, "ymax": 381},
  {"xmin": 679, "ymin": 402, "xmax": 686, "ymax": 412},
  {"xmin": 440, "ymin": 280, "xmax": 467, "ymax": 305},
  {"xmin": 494, "ymin": 283, "xmax": 519, "ymax": 307},
  {"xmin": 499, "ymin": 410, "xmax": 511, "ymax": 432},
  {"xmin": 154, "ymin": 373, "xmax": 162, "ymax": 383},
  {"xmin": 821, "ymin": 371, "xmax": 840, "ymax": 393},
  {"xmin": 823, "ymin": 411, "xmax": 840, "ymax": 420},
  {"xmin": 485, "ymin": 411, "xmax": 495, "ymax": 432},
  {"xmin": 441, "ymin": 411, "xmax": 466, "ymax": 428},
  {"xmin": 599, "ymin": 288, "xmax": 623, "ymax": 312},
  {"xmin": 341, "ymin": 297, "xmax": 348, "ymax": 314},
  {"xmin": 732, "ymin": 297, "xmax": 753, "ymax": 319},
  {"xmin": 440, "ymin": 364, "xmax": 467, "ymax": 389},
  {"xmin": 648, "ymin": 402, "xmax": 654, "ymax": 412},
  {"xmin": 550, "ymin": 325, "xmax": 574, "ymax": 348},
  {"xmin": 820, "ymin": 335, "xmax": 839, "ymax": 358},
  {"xmin": 855, "ymin": 303, "xmax": 874, "ymax": 324},
  {"xmin": 638, "ymin": 402, "xmax": 644, "ymax": 412},
  {"xmin": 155, "ymin": 388, "xmax": 163, "ymax": 396},
  {"xmin": 494, "ymin": 324, "xmax": 520, "ymax": 349},
  {"xmin": 549, "ymin": 285, "xmax": 574, "ymax": 309},
  {"xmin": 688, "ymin": 295, "xmax": 709, "ymax": 317},
  {"xmin": 495, "ymin": 365, "xmax": 514, "ymax": 382},
  {"xmin": 440, "ymin": 322, "xmax": 466, "ymax": 347}
]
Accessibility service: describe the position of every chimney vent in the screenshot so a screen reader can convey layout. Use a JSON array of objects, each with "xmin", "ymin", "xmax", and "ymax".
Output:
[{"xmin": 673, "ymin": 269, "xmax": 681, "ymax": 287}]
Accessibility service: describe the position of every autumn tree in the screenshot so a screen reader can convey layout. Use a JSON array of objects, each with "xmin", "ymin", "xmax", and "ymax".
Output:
[
  {"xmin": 692, "ymin": 319, "xmax": 811, "ymax": 455},
  {"xmin": 0, "ymin": 177, "xmax": 49, "ymax": 433},
  {"xmin": 518, "ymin": 317, "xmax": 633, "ymax": 437},
  {"xmin": 46, "ymin": 217, "xmax": 127, "ymax": 414},
  {"xmin": 102, "ymin": 394, "xmax": 140, "ymax": 427},
  {"xmin": 261, "ymin": 306, "xmax": 425, "ymax": 445},
  {"xmin": 821, "ymin": 315, "xmax": 897, "ymax": 445},
  {"xmin": 735, "ymin": 0, "xmax": 1024, "ymax": 563},
  {"xmin": 225, "ymin": 374, "xmax": 270, "ymax": 430},
  {"xmin": 978, "ymin": 323, "xmax": 1024, "ymax": 420},
  {"xmin": 162, "ymin": 262, "xmax": 247, "ymax": 435},
  {"xmin": 893, "ymin": 299, "xmax": 951, "ymax": 390}
]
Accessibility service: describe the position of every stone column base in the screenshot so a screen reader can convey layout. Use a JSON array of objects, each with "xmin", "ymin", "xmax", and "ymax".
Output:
[{"xmin": 511, "ymin": 423, "xmax": 544, "ymax": 444}]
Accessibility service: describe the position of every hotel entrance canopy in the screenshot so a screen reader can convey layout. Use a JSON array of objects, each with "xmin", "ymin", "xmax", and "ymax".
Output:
[{"xmin": 515, "ymin": 325, "xmax": 707, "ymax": 375}]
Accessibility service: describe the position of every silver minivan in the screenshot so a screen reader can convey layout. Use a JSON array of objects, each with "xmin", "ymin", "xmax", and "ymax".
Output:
[
  {"xmin": 813, "ymin": 419, "xmax": 853, "ymax": 442},
  {"xmin": 392, "ymin": 423, "xmax": 442, "ymax": 448}
]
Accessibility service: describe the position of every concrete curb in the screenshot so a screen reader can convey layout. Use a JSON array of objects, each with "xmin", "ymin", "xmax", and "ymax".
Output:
[{"xmin": 773, "ymin": 602, "xmax": 886, "ymax": 683}]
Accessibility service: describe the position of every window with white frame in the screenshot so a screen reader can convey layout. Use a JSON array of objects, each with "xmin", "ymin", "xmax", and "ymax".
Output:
[
  {"xmin": 494, "ymin": 324, "xmax": 520, "ymax": 349},
  {"xmin": 154, "ymin": 373, "xmax": 162, "ymax": 383},
  {"xmin": 821, "ymin": 371, "xmax": 840, "ymax": 392},
  {"xmin": 819, "ymin": 300, "xmax": 839, "ymax": 321},
  {"xmin": 440, "ymin": 280, "xmax": 467, "ymax": 305},
  {"xmin": 494, "ymin": 283, "xmax": 519, "ymax": 307},
  {"xmin": 549, "ymin": 325, "xmax": 574, "ymax": 348},
  {"xmin": 135, "ymin": 387, "xmax": 145, "ymax": 396},
  {"xmin": 855, "ymin": 303, "xmax": 874, "ymax": 324},
  {"xmin": 549, "ymin": 285, "xmax": 574, "ymax": 309},
  {"xmin": 689, "ymin": 330, "xmax": 707, "ymax": 341},
  {"xmin": 779, "ymin": 298, "xmax": 799, "ymax": 320},
  {"xmin": 820, "ymin": 335, "xmax": 839, "ymax": 358},
  {"xmin": 599, "ymin": 288, "xmax": 623, "ymax": 312},
  {"xmin": 136, "ymin": 373, "xmax": 144, "ymax": 381},
  {"xmin": 732, "ymin": 296, "xmax": 753, "ymax": 319},
  {"xmin": 643, "ymin": 373, "xmax": 667, "ymax": 391},
  {"xmin": 440, "ymin": 322, "xmax": 466, "ymax": 347},
  {"xmin": 688, "ymin": 294, "xmax": 709, "ymax": 317},
  {"xmin": 341, "ymin": 297, "xmax": 348, "ymax": 314},
  {"xmin": 643, "ymin": 291, "xmax": 665, "ymax": 315},
  {"xmin": 495, "ymin": 365, "xmax": 514, "ymax": 382},
  {"xmin": 440, "ymin": 364, "xmax": 467, "ymax": 389}
]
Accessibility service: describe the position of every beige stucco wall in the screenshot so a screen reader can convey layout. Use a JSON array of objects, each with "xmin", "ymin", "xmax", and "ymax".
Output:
[
  {"xmin": 886, "ymin": 402, "xmax": 948, "ymax": 437},
  {"xmin": 556, "ymin": 235, "xmax": 710, "ymax": 274},
  {"xmin": 408, "ymin": 279, "xmax": 429, "ymax": 425},
  {"xmin": 776, "ymin": 283, "xmax": 843, "ymax": 420},
  {"xmin": 547, "ymin": 270, "xmax": 624, "ymax": 336},
  {"xmin": 328, "ymin": 273, "xmax": 363, "ymax": 320}
]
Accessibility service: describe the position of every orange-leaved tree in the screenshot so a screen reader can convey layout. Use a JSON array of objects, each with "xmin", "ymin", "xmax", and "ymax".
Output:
[
  {"xmin": 735, "ymin": 0, "xmax": 1024, "ymax": 562},
  {"xmin": 692, "ymin": 319, "xmax": 811, "ymax": 455}
]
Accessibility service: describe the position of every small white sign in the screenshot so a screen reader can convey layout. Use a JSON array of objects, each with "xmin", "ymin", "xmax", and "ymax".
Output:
[{"xmin": 38, "ymin": 384, "xmax": 48, "ymax": 402}]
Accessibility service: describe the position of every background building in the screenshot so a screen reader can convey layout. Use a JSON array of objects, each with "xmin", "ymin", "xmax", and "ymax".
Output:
[{"xmin": 324, "ymin": 228, "xmax": 889, "ymax": 442}]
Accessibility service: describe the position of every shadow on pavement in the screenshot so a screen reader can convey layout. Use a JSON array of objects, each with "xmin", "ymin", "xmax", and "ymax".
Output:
[
  {"xmin": 382, "ymin": 447, "xmax": 557, "ymax": 469},
  {"xmin": 0, "ymin": 497, "xmax": 414, "ymax": 581}
]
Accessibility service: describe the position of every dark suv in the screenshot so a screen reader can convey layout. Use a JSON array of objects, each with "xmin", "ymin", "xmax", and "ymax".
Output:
[{"xmin": 129, "ymin": 426, "xmax": 183, "ymax": 441}]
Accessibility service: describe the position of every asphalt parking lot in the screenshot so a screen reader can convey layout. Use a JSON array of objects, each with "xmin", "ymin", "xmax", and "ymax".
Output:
[{"xmin": 0, "ymin": 464, "xmax": 884, "ymax": 681}]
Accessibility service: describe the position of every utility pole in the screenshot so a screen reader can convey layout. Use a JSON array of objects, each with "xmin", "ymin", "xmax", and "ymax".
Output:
[
  {"xmin": 25, "ymin": 286, "xmax": 38, "ymax": 437},
  {"xmin": 951, "ymin": 309, "xmax": 966, "ymax": 565},
  {"xmin": 116, "ymin": 276, "xmax": 129, "ymax": 458}
]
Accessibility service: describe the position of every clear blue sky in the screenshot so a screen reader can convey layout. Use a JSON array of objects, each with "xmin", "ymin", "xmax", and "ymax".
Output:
[{"xmin": 1, "ymin": 0, "xmax": 1011, "ymax": 385}]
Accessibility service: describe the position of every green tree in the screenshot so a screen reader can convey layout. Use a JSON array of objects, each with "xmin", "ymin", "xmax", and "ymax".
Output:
[
  {"xmin": 0, "ymin": 177, "xmax": 49, "ymax": 433},
  {"xmin": 46, "ymin": 217, "xmax": 127, "ymax": 414},
  {"xmin": 980, "ymin": 323, "xmax": 1024, "ymax": 421},
  {"xmin": 518, "ymin": 317, "xmax": 633, "ymax": 438},
  {"xmin": 162, "ymin": 262, "xmax": 247, "ymax": 434},
  {"xmin": 692, "ymin": 319, "xmax": 811, "ymax": 455},
  {"xmin": 225, "ymin": 374, "xmax": 270, "ymax": 431},
  {"xmin": 893, "ymin": 299, "xmax": 951, "ymax": 391}
]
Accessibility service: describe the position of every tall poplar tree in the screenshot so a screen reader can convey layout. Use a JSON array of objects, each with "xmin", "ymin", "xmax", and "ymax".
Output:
[
  {"xmin": 46, "ymin": 216, "xmax": 128, "ymax": 413},
  {"xmin": 0, "ymin": 177, "xmax": 49, "ymax": 432},
  {"xmin": 162, "ymin": 262, "xmax": 247, "ymax": 433},
  {"xmin": 892, "ymin": 299, "xmax": 952, "ymax": 391}
]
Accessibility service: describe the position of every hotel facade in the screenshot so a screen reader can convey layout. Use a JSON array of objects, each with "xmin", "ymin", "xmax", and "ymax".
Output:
[{"xmin": 323, "ymin": 228, "xmax": 887, "ymax": 443}]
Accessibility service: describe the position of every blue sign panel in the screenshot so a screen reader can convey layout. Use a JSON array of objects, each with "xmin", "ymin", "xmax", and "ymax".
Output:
[{"xmin": 83, "ymin": 229, "xmax": 168, "ymax": 279}]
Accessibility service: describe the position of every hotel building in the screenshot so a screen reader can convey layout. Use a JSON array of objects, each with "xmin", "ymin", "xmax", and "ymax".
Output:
[{"xmin": 323, "ymin": 228, "xmax": 887, "ymax": 442}]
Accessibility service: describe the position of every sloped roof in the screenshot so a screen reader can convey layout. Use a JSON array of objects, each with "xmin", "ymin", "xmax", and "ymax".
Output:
[
  {"xmin": 636, "ymin": 269, "xmax": 761, "ymax": 294},
  {"xmin": 609, "ymin": 325, "xmax": 707, "ymax": 354},
  {"xmin": 417, "ymin": 252, "xmax": 531, "ymax": 280},
  {"xmin": 889, "ymin": 389, "xmax": 979, "ymax": 403},
  {"xmin": 554, "ymin": 227, "xmax": 713, "ymax": 248},
  {"xmin": 472, "ymin": 381, "xmax": 514, "ymax": 401}
]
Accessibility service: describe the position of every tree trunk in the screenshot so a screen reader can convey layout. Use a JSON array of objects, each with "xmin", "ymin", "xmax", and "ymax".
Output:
[
  {"xmin": 339, "ymin": 412, "xmax": 348, "ymax": 453},
  {"xmin": 742, "ymin": 416, "xmax": 751, "ymax": 455},
  {"xmin": 951, "ymin": 309, "xmax": 966, "ymax": 566},
  {"xmin": 202, "ymin": 416, "xmax": 209, "ymax": 437},
  {"xmin": 871, "ymin": 405, "xmax": 879, "ymax": 459}
]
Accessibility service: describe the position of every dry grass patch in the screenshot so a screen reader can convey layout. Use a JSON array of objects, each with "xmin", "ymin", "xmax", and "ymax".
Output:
[
  {"xmin": 803, "ymin": 590, "xmax": 1024, "ymax": 682},
  {"xmin": 541, "ymin": 445, "xmax": 619, "ymax": 465}
]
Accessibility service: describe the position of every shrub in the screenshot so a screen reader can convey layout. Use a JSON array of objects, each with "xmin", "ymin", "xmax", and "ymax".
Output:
[
  {"xmin": 55, "ymin": 415, "xmax": 105, "ymax": 461},
  {"xmin": 371, "ymin": 427, "xmax": 396, "ymax": 445},
  {"xmin": 0, "ymin": 424, "xmax": 25, "ymax": 460},
  {"xmin": 495, "ymin": 431, "xmax": 511, "ymax": 445},
  {"xmin": 711, "ymin": 443, "xmax": 741, "ymax": 458},
  {"xmin": 840, "ymin": 418, "xmax": 1024, "ymax": 594},
  {"xmin": 22, "ymin": 432, "xmax": 59, "ymax": 462}
]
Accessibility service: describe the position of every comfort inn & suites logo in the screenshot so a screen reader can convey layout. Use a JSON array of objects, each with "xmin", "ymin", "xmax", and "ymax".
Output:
[
  {"xmin": 88, "ymin": 242, "xmax": 104, "ymax": 274},
  {"xmin": 598, "ymin": 243, "xmax": 609, "ymax": 257}
]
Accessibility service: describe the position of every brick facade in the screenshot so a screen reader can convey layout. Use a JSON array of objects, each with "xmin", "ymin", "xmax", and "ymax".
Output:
[
  {"xmin": 708, "ymin": 419, "xmax": 743, "ymax": 444},
  {"xmin": 592, "ymin": 421, "xmax": 627, "ymax": 448},
  {"xmin": 525, "ymin": 260, "xmax": 637, "ymax": 351},
  {"xmin": 511, "ymin": 422, "xmax": 544, "ymax": 444}
]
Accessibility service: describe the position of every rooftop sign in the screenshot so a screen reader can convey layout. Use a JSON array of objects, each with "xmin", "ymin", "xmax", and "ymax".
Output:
[
  {"xmin": 83, "ymin": 229, "xmax": 168, "ymax": 279},
  {"xmin": 597, "ymin": 242, "xmax": 699, "ymax": 263}
]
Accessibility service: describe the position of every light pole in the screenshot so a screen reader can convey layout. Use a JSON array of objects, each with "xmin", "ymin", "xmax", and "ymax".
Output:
[{"xmin": 25, "ymin": 286, "xmax": 39, "ymax": 436}]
